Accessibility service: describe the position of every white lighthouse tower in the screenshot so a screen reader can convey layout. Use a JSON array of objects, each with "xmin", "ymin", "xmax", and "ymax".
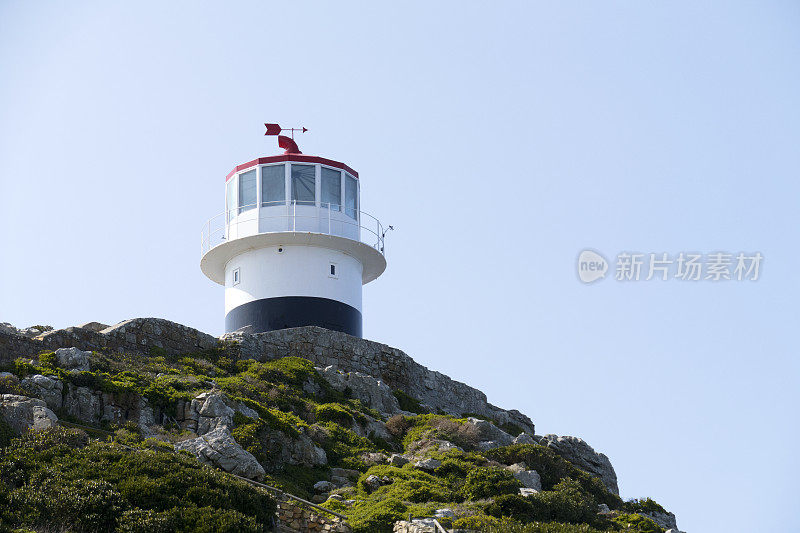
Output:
[{"xmin": 200, "ymin": 125, "xmax": 387, "ymax": 337}]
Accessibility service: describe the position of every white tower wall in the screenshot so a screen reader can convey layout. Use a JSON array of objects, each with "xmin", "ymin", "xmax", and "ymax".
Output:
[{"xmin": 224, "ymin": 245, "xmax": 363, "ymax": 314}]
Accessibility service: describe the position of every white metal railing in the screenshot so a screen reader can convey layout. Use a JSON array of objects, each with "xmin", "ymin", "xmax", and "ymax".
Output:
[{"xmin": 201, "ymin": 201, "xmax": 386, "ymax": 257}]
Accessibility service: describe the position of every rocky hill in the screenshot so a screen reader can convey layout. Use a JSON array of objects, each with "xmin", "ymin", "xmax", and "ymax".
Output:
[{"xmin": 0, "ymin": 318, "xmax": 682, "ymax": 533}]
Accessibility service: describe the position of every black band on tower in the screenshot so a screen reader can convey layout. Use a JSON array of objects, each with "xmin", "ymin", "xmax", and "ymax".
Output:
[{"xmin": 225, "ymin": 296, "xmax": 362, "ymax": 337}]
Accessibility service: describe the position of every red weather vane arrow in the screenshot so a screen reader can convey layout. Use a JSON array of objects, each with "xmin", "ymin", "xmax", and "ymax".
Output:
[{"xmin": 265, "ymin": 123, "xmax": 308, "ymax": 154}]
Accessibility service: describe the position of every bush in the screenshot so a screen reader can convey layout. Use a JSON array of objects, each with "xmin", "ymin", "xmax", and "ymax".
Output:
[
  {"xmin": 0, "ymin": 419, "xmax": 13, "ymax": 448},
  {"xmin": 348, "ymin": 498, "xmax": 406, "ymax": 533},
  {"xmin": 612, "ymin": 513, "xmax": 664, "ymax": 533},
  {"xmin": 481, "ymin": 517, "xmax": 609, "ymax": 532},
  {"xmin": 0, "ymin": 374, "xmax": 26, "ymax": 396},
  {"xmin": 623, "ymin": 497, "xmax": 667, "ymax": 515},
  {"xmin": 0, "ymin": 428, "xmax": 276, "ymax": 532},
  {"xmin": 320, "ymin": 422, "xmax": 381, "ymax": 470},
  {"xmin": 453, "ymin": 515, "xmax": 501, "ymax": 529},
  {"xmin": 9, "ymin": 476, "xmax": 126, "ymax": 532},
  {"xmin": 486, "ymin": 479, "xmax": 597, "ymax": 525},
  {"xmin": 482, "ymin": 444, "xmax": 621, "ymax": 509},
  {"xmin": 462, "ymin": 467, "xmax": 522, "ymax": 500},
  {"xmin": 37, "ymin": 351, "xmax": 57, "ymax": 367},
  {"xmin": 245, "ymin": 357, "xmax": 320, "ymax": 387},
  {"xmin": 385, "ymin": 415, "xmax": 411, "ymax": 438},
  {"xmin": 429, "ymin": 417, "xmax": 481, "ymax": 450},
  {"xmin": 485, "ymin": 494, "xmax": 536, "ymax": 521},
  {"xmin": 315, "ymin": 403, "xmax": 354, "ymax": 426},
  {"xmin": 392, "ymin": 389, "xmax": 425, "ymax": 413},
  {"xmin": 527, "ymin": 478, "xmax": 597, "ymax": 524},
  {"xmin": 402, "ymin": 414, "xmax": 481, "ymax": 451}
]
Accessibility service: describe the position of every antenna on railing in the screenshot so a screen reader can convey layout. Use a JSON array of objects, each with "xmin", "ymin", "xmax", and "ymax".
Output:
[{"xmin": 381, "ymin": 226, "xmax": 394, "ymax": 253}]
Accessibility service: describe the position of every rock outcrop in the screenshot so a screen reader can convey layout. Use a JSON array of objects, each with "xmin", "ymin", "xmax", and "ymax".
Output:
[
  {"xmin": 535, "ymin": 434, "xmax": 619, "ymax": 494},
  {"xmin": 317, "ymin": 365, "xmax": 400, "ymax": 415},
  {"xmin": 177, "ymin": 391, "xmax": 235, "ymax": 435},
  {"xmin": 0, "ymin": 394, "xmax": 58, "ymax": 434},
  {"xmin": 643, "ymin": 510, "xmax": 679, "ymax": 531},
  {"xmin": 507, "ymin": 462, "xmax": 542, "ymax": 490},
  {"xmin": 466, "ymin": 416, "xmax": 515, "ymax": 450},
  {"xmin": 54, "ymin": 347, "xmax": 91, "ymax": 371},
  {"xmin": 0, "ymin": 318, "xmax": 218, "ymax": 362},
  {"xmin": 175, "ymin": 429, "xmax": 265, "ymax": 480},
  {"xmin": 21, "ymin": 374, "xmax": 63, "ymax": 410},
  {"xmin": 223, "ymin": 326, "xmax": 535, "ymax": 435}
]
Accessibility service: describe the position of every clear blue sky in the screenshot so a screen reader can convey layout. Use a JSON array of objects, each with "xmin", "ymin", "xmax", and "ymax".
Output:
[{"xmin": 1, "ymin": 2, "xmax": 798, "ymax": 531}]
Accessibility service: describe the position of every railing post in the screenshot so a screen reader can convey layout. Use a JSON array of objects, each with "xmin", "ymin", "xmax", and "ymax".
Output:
[
  {"xmin": 293, "ymin": 201, "xmax": 296, "ymax": 231},
  {"xmin": 328, "ymin": 203, "xmax": 331, "ymax": 235}
]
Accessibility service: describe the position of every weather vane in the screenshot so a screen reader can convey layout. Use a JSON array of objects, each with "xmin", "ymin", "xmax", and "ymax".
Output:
[{"xmin": 264, "ymin": 123, "xmax": 307, "ymax": 154}]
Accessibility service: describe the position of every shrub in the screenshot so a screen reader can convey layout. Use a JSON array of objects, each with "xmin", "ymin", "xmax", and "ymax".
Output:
[
  {"xmin": 8, "ymin": 476, "xmax": 126, "ymax": 532},
  {"xmin": 37, "ymin": 351, "xmax": 57, "ymax": 367},
  {"xmin": 482, "ymin": 444, "xmax": 621, "ymax": 509},
  {"xmin": 320, "ymin": 422, "xmax": 381, "ymax": 471},
  {"xmin": 527, "ymin": 478, "xmax": 597, "ymax": 524},
  {"xmin": 385, "ymin": 415, "xmax": 411, "ymax": 438},
  {"xmin": 429, "ymin": 417, "xmax": 481, "ymax": 450},
  {"xmin": 481, "ymin": 517, "xmax": 609, "ymax": 532},
  {"xmin": 315, "ymin": 403, "xmax": 354, "ymax": 426},
  {"xmin": 0, "ymin": 428, "xmax": 276, "ymax": 532},
  {"xmin": 402, "ymin": 414, "xmax": 481, "ymax": 451},
  {"xmin": 356, "ymin": 465, "xmax": 458, "ymax": 503},
  {"xmin": 453, "ymin": 515, "xmax": 501, "ymax": 530},
  {"xmin": 392, "ymin": 389, "xmax": 425, "ymax": 413},
  {"xmin": 462, "ymin": 467, "xmax": 522, "ymax": 500},
  {"xmin": 0, "ymin": 375, "xmax": 26, "ymax": 396},
  {"xmin": 485, "ymin": 494, "xmax": 536, "ymax": 521},
  {"xmin": 612, "ymin": 513, "xmax": 664, "ymax": 533},
  {"xmin": 0, "ymin": 419, "xmax": 13, "ymax": 448},
  {"xmin": 623, "ymin": 497, "xmax": 667, "ymax": 515},
  {"xmin": 485, "ymin": 479, "xmax": 597, "ymax": 525},
  {"xmin": 245, "ymin": 357, "xmax": 320, "ymax": 387},
  {"xmin": 348, "ymin": 498, "xmax": 406, "ymax": 533}
]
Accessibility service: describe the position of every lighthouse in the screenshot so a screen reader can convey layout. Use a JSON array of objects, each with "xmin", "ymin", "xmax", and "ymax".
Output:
[{"xmin": 200, "ymin": 126, "xmax": 387, "ymax": 337}]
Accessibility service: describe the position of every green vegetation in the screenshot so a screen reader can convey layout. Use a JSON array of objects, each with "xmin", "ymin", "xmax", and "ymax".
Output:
[
  {"xmin": 462, "ymin": 466, "xmax": 522, "ymax": 500},
  {"xmin": 483, "ymin": 444, "xmax": 623, "ymax": 509},
  {"xmin": 392, "ymin": 388, "xmax": 425, "ymax": 413},
  {"xmin": 0, "ymin": 427, "xmax": 275, "ymax": 532},
  {"xmin": 0, "ymin": 345, "xmax": 672, "ymax": 533}
]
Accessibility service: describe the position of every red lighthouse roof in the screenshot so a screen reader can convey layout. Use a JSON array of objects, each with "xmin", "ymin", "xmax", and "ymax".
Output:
[{"xmin": 226, "ymin": 154, "xmax": 359, "ymax": 182}]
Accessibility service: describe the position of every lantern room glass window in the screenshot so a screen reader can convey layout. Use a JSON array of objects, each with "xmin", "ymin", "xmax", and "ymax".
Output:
[
  {"xmin": 321, "ymin": 167, "xmax": 341, "ymax": 210},
  {"xmin": 238, "ymin": 169, "xmax": 257, "ymax": 214},
  {"xmin": 345, "ymin": 174, "xmax": 358, "ymax": 219},
  {"xmin": 261, "ymin": 164, "xmax": 285, "ymax": 207},
  {"xmin": 291, "ymin": 164, "xmax": 316, "ymax": 206}
]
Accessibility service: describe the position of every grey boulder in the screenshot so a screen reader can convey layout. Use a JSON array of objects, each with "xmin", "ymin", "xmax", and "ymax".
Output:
[
  {"xmin": 507, "ymin": 462, "xmax": 542, "ymax": 490},
  {"xmin": 466, "ymin": 417, "xmax": 514, "ymax": 448},
  {"xmin": 317, "ymin": 366, "xmax": 400, "ymax": 415},
  {"xmin": 175, "ymin": 429, "xmax": 265, "ymax": 480},
  {"xmin": 0, "ymin": 394, "xmax": 58, "ymax": 435},
  {"xmin": 389, "ymin": 454, "xmax": 409, "ymax": 467},
  {"xmin": 414, "ymin": 458, "xmax": 441, "ymax": 472},
  {"xmin": 642, "ymin": 511, "xmax": 678, "ymax": 531},
  {"xmin": 313, "ymin": 480, "xmax": 336, "ymax": 492},
  {"xmin": 513, "ymin": 432, "xmax": 536, "ymax": 445},
  {"xmin": 55, "ymin": 347, "xmax": 91, "ymax": 371},
  {"xmin": 21, "ymin": 374, "xmax": 63, "ymax": 410}
]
